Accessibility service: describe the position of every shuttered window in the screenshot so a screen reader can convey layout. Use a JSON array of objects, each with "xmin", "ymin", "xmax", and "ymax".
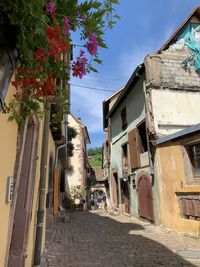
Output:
[
  {"xmin": 128, "ymin": 128, "xmax": 140, "ymax": 169},
  {"xmin": 178, "ymin": 194, "xmax": 200, "ymax": 220}
]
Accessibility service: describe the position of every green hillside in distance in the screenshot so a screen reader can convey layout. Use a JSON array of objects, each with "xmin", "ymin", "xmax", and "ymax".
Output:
[{"xmin": 87, "ymin": 147, "xmax": 102, "ymax": 167}]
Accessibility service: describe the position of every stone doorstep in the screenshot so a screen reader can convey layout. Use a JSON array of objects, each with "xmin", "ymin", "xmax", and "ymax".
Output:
[{"xmin": 176, "ymin": 250, "xmax": 200, "ymax": 259}]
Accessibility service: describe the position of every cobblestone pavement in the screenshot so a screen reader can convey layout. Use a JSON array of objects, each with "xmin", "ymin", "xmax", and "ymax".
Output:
[{"xmin": 40, "ymin": 211, "xmax": 200, "ymax": 267}]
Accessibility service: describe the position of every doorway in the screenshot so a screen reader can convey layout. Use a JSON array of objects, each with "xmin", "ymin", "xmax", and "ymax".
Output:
[
  {"xmin": 8, "ymin": 118, "xmax": 39, "ymax": 267},
  {"xmin": 138, "ymin": 173, "xmax": 154, "ymax": 222}
]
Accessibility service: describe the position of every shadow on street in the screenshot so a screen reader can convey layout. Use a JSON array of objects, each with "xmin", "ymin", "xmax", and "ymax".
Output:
[{"xmin": 42, "ymin": 211, "xmax": 198, "ymax": 267}]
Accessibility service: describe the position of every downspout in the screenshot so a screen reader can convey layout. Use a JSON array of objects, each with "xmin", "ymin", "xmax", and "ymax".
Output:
[
  {"xmin": 53, "ymin": 52, "xmax": 69, "ymax": 215},
  {"xmin": 53, "ymin": 130, "xmax": 68, "ymax": 217},
  {"xmin": 33, "ymin": 101, "xmax": 50, "ymax": 266}
]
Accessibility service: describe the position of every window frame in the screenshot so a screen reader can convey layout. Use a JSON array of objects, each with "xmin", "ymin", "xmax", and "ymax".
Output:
[
  {"xmin": 120, "ymin": 106, "xmax": 127, "ymax": 131},
  {"xmin": 182, "ymin": 135, "xmax": 200, "ymax": 185},
  {"xmin": 121, "ymin": 142, "xmax": 129, "ymax": 176}
]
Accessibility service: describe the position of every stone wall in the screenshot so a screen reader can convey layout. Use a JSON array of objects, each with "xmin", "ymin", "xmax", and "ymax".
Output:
[{"xmin": 145, "ymin": 46, "xmax": 200, "ymax": 90}]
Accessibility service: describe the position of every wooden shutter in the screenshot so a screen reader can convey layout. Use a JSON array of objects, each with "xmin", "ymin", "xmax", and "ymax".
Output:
[{"xmin": 128, "ymin": 128, "xmax": 140, "ymax": 169}]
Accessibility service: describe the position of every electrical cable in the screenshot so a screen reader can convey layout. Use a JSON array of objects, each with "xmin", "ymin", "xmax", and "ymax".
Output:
[{"xmin": 69, "ymin": 83, "xmax": 116, "ymax": 92}]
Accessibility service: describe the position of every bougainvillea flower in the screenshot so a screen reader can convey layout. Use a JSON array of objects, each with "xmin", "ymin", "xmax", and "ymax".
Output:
[
  {"xmin": 45, "ymin": 1, "xmax": 55, "ymax": 15},
  {"xmin": 72, "ymin": 50, "xmax": 88, "ymax": 78},
  {"xmin": 63, "ymin": 17, "xmax": 70, "ymax": 35},
  {"xmin": 47, "ymin": 25, "xmax": 67, "ymax": 62},
  {"xmin": 33, "ymin": 48, "xmax": 46, "ymax": 62},
  {"xmin": 85, "ymin": 32, "xmax": 98, "ymax": 55},
  {"xmin": 42, "ymin": 76, "xmax": 55, "ymax": 95}
]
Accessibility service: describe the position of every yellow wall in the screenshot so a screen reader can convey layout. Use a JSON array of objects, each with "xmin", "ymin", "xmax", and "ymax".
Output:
[
  {"xmin": 155, "ymin": 139, "xmax": 200, "ymax": 237},
  {"xmin": 0, "ymin": 84, "xmax": 18, "ymax": 267},
  {"xmin": 0, "ymin": 79, "xmax": 56, "ymax": 266}
]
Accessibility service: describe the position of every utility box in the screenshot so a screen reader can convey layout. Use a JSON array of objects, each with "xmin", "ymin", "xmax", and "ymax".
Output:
[{"xmin": 6, "ymin": 176, "xmax": 14, "ymax": 203}]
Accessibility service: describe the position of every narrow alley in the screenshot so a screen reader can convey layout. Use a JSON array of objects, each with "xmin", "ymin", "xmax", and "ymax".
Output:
[{"xmin": 41, "ymin": 211, "xmax": 200, "ymax": 267}]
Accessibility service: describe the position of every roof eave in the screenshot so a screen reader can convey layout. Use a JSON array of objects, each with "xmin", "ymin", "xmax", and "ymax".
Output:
[
  {"xmin": 107, "ymin": 64, "xmax": 144, "ymax": 119},
  {"xmin": 156, "ymin": 123, "xmax": 200, "ymax": 145}
]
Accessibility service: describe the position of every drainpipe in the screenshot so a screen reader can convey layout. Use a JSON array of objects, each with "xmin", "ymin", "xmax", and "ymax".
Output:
[
  {"xmin": 33, "ymin": 101, "xmax": 50, "ymax": 266},
  {"xmin": 55, "ymin": 144, "xmax": 67, "ymax": 166}
]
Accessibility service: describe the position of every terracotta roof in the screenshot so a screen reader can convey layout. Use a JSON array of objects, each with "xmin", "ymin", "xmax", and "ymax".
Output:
[{"xmin": 93, "ymin": 167, "xmax": 104, "ymax": 181}]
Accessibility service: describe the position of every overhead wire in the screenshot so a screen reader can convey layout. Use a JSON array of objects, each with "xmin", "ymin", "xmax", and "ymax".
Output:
[{"xmin": 69, "ymin": 83, "xmax": 116, "ymax": 92}]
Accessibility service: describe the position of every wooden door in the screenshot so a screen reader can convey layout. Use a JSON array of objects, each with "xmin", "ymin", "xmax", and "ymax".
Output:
[
  {"xmin": 8, "ymin": 118, "xmax": 39, "ymax": 267},
  {"xmin": 138, "ymin": 174, "xmax": 154, "ymax": 222}
]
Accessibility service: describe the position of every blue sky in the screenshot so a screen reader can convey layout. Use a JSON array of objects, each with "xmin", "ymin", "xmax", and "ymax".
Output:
[{"xmin": 70, "ymin": 0, "xmax": 200, "ymax": 148}]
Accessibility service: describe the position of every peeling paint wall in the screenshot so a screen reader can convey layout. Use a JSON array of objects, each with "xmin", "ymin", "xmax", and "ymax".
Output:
[
  {"xmin": 151, "ymin": 89, "xmax": 200, "ymax": 136},
  {"xmin": 145, "ymin": 45, "xmax": 200, "ymax": 138}
]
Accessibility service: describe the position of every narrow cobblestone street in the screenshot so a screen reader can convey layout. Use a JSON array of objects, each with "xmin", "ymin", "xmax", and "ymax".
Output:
[{"xmin": 40, "ymin": 211, "xmax": 200, "ymax": 267}]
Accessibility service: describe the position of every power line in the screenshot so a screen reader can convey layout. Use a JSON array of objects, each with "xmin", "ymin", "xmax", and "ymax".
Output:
[
  {"xmin": 69, "ymin": 83, "xmax": 115, "ymax": 92},
  {"xmin": 84, "ymin": 74, "xmax": 122, "ymax": 82}
]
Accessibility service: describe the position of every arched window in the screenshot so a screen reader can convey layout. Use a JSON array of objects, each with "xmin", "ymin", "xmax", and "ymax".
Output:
[{"xmin": 0, "ymin": 48, "xmax": 18, "ymax": 111}]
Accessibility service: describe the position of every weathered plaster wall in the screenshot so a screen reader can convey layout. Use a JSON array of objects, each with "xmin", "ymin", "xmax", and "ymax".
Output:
[
  {"xmin": 155, "ymin": 139, "xmax": 200, "ymax": 237},
  {"xmin": 66, "ymin": 115, "xmax": 86, "ymax": 196},
  {"xmin": 151, "ymin": 89, "xmax": 200, "ymax": 136},
  {"xmin": 111, "ymin": 76, "xmax": 146, "ymax": 177},
  {"xmin": 109, "ymin": 76, "xmax": 160, "ymax": 218},
  {"xmin": 145, "ymin": 46, "xmax": 200, "ymax": 137},
  {"xmin": 0, "ymin": 83, "xmax": 18, "ymax": 267}
]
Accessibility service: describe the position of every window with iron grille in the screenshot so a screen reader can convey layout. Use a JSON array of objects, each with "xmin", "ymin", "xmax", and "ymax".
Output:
[{"xmin": 121, "ymin": 107, "xmax": 127, "ymax": 130}]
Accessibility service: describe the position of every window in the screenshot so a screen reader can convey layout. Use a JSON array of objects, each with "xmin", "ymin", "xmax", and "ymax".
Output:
[
  {"xmin": 188, "ymin": 143, "xmax": 200, "ymax": 178},
  {"xmin": 182, "ymin": 137, "xmax": 200, "ymax": 185},
  {"xmin": 121, "ymin": 107, "xmax": 127, "ymax": 130},
  {"xmin": 0, "ymin": 49, "xmax": 17, "ymax": 111},
  {"xmin": 138, "ymin": 122, "xmax": 148, "ymax": 153},
  {"xmin": 122, "ymin": 143, "xmax": 128, "ymax": 175},
  {"xmin": 128, "ymin": 121, "xmax": 149, "ymax": 170}
]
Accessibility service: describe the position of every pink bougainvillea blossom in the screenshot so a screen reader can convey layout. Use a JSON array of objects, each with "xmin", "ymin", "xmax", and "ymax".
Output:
[
  {"xmin": 85, "ymin": 32, "xmax": 98, "ymax": 55},
  {"xmin": 72, "ymin": 50, "xmax": 88, "ymax": 78},
  {"xmin": 63, "ymin": 17, "xmax": 70, "ymax": 35},
  {"xmin": 45, "ymin": 1, "xmax": 55, "ymax": 16}
]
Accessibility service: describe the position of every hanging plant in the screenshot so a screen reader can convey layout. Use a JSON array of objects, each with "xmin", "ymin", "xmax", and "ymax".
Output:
[{"xmin": 0, "ymin": 0, "xmax": 120, "ymax": 126}]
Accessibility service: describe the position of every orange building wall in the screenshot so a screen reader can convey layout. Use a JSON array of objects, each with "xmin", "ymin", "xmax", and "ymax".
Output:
[{"xmin": 155, "ymin": 141, "xmax": 200, "ymax": 237}]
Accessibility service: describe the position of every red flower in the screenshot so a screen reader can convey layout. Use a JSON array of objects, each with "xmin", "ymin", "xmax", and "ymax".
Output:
[
  {"xmin": 33, "ymin": 48, "xmax": 46, "ymax": 62},
  {"xmin": 47, "ymin": 25, "xmax": 67, "ymax": 62},
  {"xmin": 41, "ymin": 76, "xmax": 55, "ymax": 96}
]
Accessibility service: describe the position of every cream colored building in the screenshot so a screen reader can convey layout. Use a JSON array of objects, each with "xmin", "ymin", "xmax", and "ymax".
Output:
[{"xmin": 66, "ymin": 114, "xmax": 90, "ymax": 200}]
